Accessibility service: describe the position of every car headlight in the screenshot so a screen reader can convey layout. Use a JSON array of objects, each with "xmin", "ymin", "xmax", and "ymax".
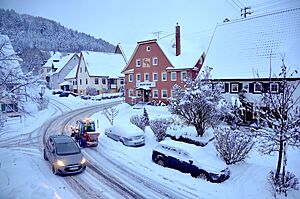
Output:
[
  {"xmin": 81, "ymin": 157, "xmax": 86, "ymax": 164},
  {"xmin": 57, "ymin": 160, "xmax": 65, "ymax": 167}
]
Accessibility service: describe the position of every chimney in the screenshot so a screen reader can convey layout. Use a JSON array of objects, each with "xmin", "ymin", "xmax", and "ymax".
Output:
[{"xmin": 175, "ymin": 23, "xmax": 181, "ymax": 56}]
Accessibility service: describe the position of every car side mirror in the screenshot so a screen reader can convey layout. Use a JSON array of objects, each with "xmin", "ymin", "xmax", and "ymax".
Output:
[{"xmin": 189, "ymin": 160, "xmax": 193, "ymax": 164}]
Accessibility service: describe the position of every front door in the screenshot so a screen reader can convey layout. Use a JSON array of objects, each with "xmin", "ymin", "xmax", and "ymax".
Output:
[{"xmin": 144, "ymin": 90, "xmax": 149, "ymax": 102}]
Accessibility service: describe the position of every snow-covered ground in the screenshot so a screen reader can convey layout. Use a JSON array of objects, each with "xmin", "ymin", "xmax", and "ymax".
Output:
[{"xmin": 0, "ymin": 89, "xmax": 299, "ymax": 199}]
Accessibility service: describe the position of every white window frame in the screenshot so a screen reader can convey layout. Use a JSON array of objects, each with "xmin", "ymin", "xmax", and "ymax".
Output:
[
  {"xmin": 153, "ymin": 89, "xmax": 158, "ymax": 98},
  {"xmin": 162, "ymin": 72, "xmax": 167, "ymax": 81},
  {"xmin": 146, "ymin": 46, "xmax": 151, "ymax": 52},
  {"xmin": 153, "ymin": 72, "xmax": 158, "ymax": 81},
  {"xmin": 144, "ymin": 73, "xmax": 149, "ymax": 82},
  {"xmin": 128, "ymin": 74, "xmax": 133, "ymax": 82},
  {"xmin": 136, "ymin": 59, "xmax": 141, "ymax": 67},
  {"xmin": 161, "ymin": 89, "xmax": 168, "ymax": 99},
  {"xmin": 254, "ymin": 82, "xmax": 262, "ymax": 93},
  {"xmin": 128, "ymin": 89, "xmax": 134, "ymax": 97},
  {"xmin": 270, "ymin": 82, "xmax": 279, "ymax": 93},
  {"xmin": 153, "ymin": 57, "xmax": 158, "ymax": 66},
  {"xmin": 181, "ymin": 71, "xmax": 187, "ymax": 81},
  {"xmin": 231, "ymin": 83, "xmax": 239, "ymax": 93},
  {"xmin": 136, "ymin": 73, "xmax": 141, "ymax": 82},
  {"xmin": 171, "ymin": 72, "xmax": 177, "ymax": 81},
  {"xmin": 171, "ymin": 90, "xmax": 176, "ymax": 98}
]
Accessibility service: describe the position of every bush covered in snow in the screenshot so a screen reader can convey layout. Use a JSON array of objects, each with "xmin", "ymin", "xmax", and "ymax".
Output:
[
  {"xmin": 86, "ymin": 86, "xmax": 98, "ymax": 96},
  {"xmin": 149, "ymin": 118, "xmax": 171, "ymax": 141},
  {"xmin": 214, "ymin": 127, "xmax": 254, "ymax": 165},
  {"xmin": 130, "ymin": 114, "xmax": 147, "ymax": 132},
  {"xmin": 268, "ymin": 170, "xmax": 299, "ymax": 198},
  {"xmin": 143, "ymin": 108, "xmax": 150, "ymax": 126}
]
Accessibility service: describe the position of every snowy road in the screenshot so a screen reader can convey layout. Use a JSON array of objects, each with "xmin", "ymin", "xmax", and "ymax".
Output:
[{"xmin": 43, "ymin": 99, "xmax": 198, "ymax": 199}]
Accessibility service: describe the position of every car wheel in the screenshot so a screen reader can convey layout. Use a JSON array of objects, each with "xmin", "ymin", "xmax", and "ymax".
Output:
[
  {"xmin": 157, "ymin": 159, "xmax": 165, "ymax": 167},
  {"xmin": 43, "ymin": 149, "xmax": 48, "ymax": 161},
  {"xmin": 52, "ymin": 165, "xmax": 57, "ymax": 175},
  {"xmin": 197, "ymin": 172, "xmax": 208, "ymax": 181}
]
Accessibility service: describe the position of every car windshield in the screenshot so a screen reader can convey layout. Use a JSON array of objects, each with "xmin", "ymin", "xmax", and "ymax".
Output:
[{"xmin": 56, "ymin": 142, "xmax": 80, "ymax": 155}]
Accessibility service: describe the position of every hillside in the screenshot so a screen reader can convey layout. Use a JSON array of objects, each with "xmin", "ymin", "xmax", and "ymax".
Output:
[
  {"xmin": 0, "ymin": 9, "xmax": 116, "ymax": 74},
  {"xmin": 0, "ymin": 9, "xmax": 115, "ymax": 53}
]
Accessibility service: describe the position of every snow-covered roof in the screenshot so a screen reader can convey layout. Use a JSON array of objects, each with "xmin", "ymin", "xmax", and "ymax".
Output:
[
  {"xmin": 65, "ymin": 64, "xmax": 78, "ymax": 79},
  {"xmin": 42, "ymin": 52, "xmax": 62, "ymax": 68},
  {"xmin": 0, "ymin": 34, "xmax": 21, "ymax": 72},
  {"xmin": 82, "ymin": 51, "xmax": 126, "ymax": 78},
  {"xmin": 157, "ymin": 37, "xmax": 205, "ymax": 69},
  {"xmin": 52, "ymin": 53, "xmax": 77, "ymax": 74},
  {"xmin": 203, "ymin": 8, "xmax": 300, "ymax": 79}
]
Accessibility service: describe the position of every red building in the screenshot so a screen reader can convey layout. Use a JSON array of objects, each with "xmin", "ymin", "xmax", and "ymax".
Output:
[{"xmin": 122, "ymin": 24, "xmax": 205, "ymax": 105}]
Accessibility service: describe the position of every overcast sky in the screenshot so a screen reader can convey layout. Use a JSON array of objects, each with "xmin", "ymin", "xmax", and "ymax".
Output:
[{"xmin": 1, "ymin": 0, "xmax": 298, "ymax": 50}]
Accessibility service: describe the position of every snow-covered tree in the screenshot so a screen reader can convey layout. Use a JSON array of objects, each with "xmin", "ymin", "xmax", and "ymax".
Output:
[
  {"xmin": 102, "ymin": 107, "xmax": 119, "ymax": 126},
  {"xmin": 214, "ymin": 127, "xmax": 254, "ymax": 165},
  {"xmin": 255, "ymin": 57, "xmax": 300, "ymax": 195},
  {"xmin": 168, "ymin": 67, "xmax": 223, "ymax": 137},
  {"xmin": 149, "ymin": 118, "xmax": 171, "ymax": 142},
  {"xmin": 130, "ymin": 114, "xmax": 147, "ymax": 132},
  {"xmin": 143, "ymin": 108, "xmax": 149, "ymax": 126},
  {"xmin": 0, "ymin": 35, "xmax": 37, "ymax": 120}
]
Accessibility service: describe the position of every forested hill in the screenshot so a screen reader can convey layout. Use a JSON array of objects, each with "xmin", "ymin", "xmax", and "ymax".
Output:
[{"xmin": 0, "ymin": 9, "xmax": 116, "ymax": 53}]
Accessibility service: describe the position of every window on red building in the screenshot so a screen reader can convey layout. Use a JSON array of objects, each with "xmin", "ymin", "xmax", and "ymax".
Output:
[
  {"xmin": 144, "ymin": 73, "xmax": 149, "ymax": 82},
  {"xmin": 171, "ymin": 72, "xmax": 177, "ymax": 81},
  {"xmin": 153, "ymin": 57, "xmax": 158, "ymax": 65},
  {"xmin": 153, "ymin": 90, "xmax": 158, "ymax": 98},
  {"xmin": 136, "ymin": 59, "xmax": 141, "ymax": 67},
  {"xmin": 153, "ymin": 73, "xmax": 158, "ymax": 81},
  {"xmin": 136, "ymin": 73, "xmax": 141, "ymax": 82},
  {"xmin": 161, "ymin": 90, "xmax": 168, "ymax": 98},
  {"xmin": 162, "ymin": 72, "xmax": 167, "ymax": 81},
  {"xmin": 181, "ymin": 71, "xmax": 187, "ymax": 81},
  {"xmin": 128, "ymin": 74, "xmax": 133, "ymax": 82}
]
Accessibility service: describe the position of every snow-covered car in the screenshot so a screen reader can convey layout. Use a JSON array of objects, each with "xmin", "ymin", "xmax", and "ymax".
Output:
[
  {"xmin": 152, "ymin": 139, "xmax": 230, "ymax": 183},
  {"xmin": 44, "ymin": 135, "xmax": 86, "ymax": 175},
  {"xmin": 104, "ymin": 123, "xmax": 145, "ymax": 147}
]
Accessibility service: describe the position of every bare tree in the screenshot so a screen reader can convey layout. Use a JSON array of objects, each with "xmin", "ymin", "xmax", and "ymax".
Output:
[
  {"xmin": 256, "ymin": 57, "xmax": 300, "ymax": 195},
  {"xmin": 102, "ymin": 107, "xmax": 119, "ymax": 126},
  {"xmin": 168, "ymin": 67, "xmax": 223, "ymax": 137}
]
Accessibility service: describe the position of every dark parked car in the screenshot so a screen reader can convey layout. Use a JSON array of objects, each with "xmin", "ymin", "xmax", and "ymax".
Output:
[
  {"xmin": 59, "ymin": 92, "xmax": 70, "ymax": 97},
  {"xmin": 52, "ymin": 89, "xmax": 63, "ymax": 95},
  {"xmin": 152, "ymin": 140, "xmax": 230, "ymax": 183},
  {"xmin": 44, "ymin": 135, "xmax": 86, "ymax": 175}
]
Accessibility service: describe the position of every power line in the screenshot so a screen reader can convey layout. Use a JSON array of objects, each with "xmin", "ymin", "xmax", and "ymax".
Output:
[
  {"xmin": 224, "ymin": 0, "xmax": 241, "ymax": 11},
  {"xmin": 235, "ymin": 0, "xmax": 245, "ymax": 7},
  {"xmin": 231, "ymin": 0, "xmax": 242, "ymax": 9}
]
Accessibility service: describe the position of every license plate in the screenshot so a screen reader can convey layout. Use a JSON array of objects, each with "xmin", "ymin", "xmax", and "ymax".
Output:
[{"xmin": 69, "ymin": 167, "xmax": 78, "ymax": 171}]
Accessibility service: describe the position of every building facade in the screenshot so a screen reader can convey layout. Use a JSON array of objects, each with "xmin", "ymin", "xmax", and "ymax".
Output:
[{"xmin": 122, "ymin": 25, "xmax": 205, "ymax": 105}]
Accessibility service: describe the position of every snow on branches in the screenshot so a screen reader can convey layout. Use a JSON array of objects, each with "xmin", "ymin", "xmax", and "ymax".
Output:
[
  {"xmin": 149, "ymin": 118, "xmax": 172, "ymax": 142},
  {"xmin": 102, "ymin": 107, "xmax": 119, "ymax": 126},
  {"xmin": 214, "ymin": 127, "xmax": 254, "ymax": 164},
  {"xmin": 168, "ymin": 69, "xmax": 223, "ymax": 137}
]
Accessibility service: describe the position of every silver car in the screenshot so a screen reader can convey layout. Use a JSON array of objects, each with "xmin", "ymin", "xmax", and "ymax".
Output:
[
  {"xmin": 104, "ymin": 123, "xmax": 145, "ymax": 147},
  {"xmin": 44, "ymin": 135, "xmax": 86, "ymax": 175}
]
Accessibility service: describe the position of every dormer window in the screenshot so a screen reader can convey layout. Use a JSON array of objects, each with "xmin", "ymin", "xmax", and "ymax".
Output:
[{"xmin": 146, "ymin": 46, "xmax": 151, "ymax": 52}]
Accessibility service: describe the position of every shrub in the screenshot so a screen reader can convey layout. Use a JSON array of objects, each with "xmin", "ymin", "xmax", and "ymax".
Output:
[
  {"xmin": 214, "ymin": 127, "xmax": 254, "ymax": 164},
  {"xmin": 149, "ymin": 118, "xmax": 171, "ymax": 141},
  {"xmin": 268, "ymin": 170, "xmax": 299, "ymax": 198},
  {"xmin": 130, "ymin": 114, "xmax": 147, "ymax": 132}
]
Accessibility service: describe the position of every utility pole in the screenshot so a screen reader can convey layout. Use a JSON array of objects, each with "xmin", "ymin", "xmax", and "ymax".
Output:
[{"xmin": 241, "ymin": 6, "xmax": 252, "ymax": 18}]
